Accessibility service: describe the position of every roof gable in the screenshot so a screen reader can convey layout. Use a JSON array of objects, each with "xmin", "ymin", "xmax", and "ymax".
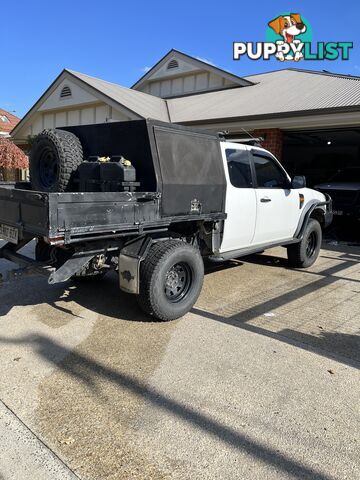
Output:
[
  {"xmin": 132, "ymin": 49, "xmax": 254, "ymax": 96},
  {"xmin": 11, "ymin": 69, "xmax": 169, "ymax": 139},
  {"xmin": 38, "ymin": 77, "xmax": 98, "ymax": 111}
]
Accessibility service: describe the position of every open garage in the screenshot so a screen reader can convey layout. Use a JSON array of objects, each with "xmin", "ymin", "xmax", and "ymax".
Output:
[
  {"xmin": 282, "ymin": 128, "xmax": 360, "ymax": 242},
  {"xmin": 283, "ymin": 128, "xmax": 360, "ymax": 187}
]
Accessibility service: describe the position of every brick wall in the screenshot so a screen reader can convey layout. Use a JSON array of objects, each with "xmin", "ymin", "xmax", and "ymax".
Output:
[{"xmin": 253, "ymin": 128, "xmax": 283, "ymax": 161}]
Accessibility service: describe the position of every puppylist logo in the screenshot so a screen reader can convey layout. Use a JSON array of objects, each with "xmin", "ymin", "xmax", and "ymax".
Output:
[{"xmin": 233, "ymin": 13, "xmax": 353, "ymax": 62}]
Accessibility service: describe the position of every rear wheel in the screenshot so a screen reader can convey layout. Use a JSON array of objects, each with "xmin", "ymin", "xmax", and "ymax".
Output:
[
  {"xmin": 30, "ymin": 129, "xmax": 83, "ymax": 192},
  {"xmin": 287, "ymin": 218, "xmax": 322, "ymax": 268},
  {"xmin": 137, "ymin": 240, "xmax": 204, "ymax": 321}
]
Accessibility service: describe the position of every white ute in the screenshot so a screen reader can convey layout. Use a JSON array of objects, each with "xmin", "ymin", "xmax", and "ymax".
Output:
[
  {"xmin": 0, "ymin": 122, "xmax": 332, "ymax": 321},
  {"xmin": 216, "ymin": 141, "xmax": 332, "ymax": 263}
]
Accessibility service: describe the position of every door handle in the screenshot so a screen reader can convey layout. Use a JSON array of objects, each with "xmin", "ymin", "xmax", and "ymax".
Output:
[{"xmin": 260, "ymin": 197, "xmax": 271, "ymax": 203}]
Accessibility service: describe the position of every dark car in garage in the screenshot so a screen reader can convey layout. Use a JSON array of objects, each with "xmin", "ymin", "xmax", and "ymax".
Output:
[{"xmin": 315, "ymin": 167, "xmax": 360, "ymax": 218}]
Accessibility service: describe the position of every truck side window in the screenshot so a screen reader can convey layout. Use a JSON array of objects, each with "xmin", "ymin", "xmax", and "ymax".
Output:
[
  {"xmin": 225, "ymin": 149, "xmax": 253, "ymax": 188},
  {"xmin": 253, "ymin": 154, "xmax": 288, "ymax": 188}
]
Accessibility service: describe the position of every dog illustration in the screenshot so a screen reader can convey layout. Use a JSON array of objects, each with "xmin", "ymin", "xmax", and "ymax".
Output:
[{"xmin": 268, "ymin": 14, "xmax": 307, "ymax": 61}]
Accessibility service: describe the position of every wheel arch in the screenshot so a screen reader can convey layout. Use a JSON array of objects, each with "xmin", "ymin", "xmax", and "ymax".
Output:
[
  {"xmin": 294, "ymin": 201, "xmax": 326, "ymax": 240},
  {"xmin": 310, "ymin": 207, "xmax": 325, "ymax": 228},
  {"xmin": 119, "ymin": 235, "xmax": 201, "ymax": 295}
]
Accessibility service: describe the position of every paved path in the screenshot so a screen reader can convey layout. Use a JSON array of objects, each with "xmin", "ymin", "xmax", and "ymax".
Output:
[
  {"xmin": 0, "ymin": 399, "xmax": 78, "ymax": 480},
  {"xmin": 0, "ymin": 241, "xmax": 359, "ymax": 479}
]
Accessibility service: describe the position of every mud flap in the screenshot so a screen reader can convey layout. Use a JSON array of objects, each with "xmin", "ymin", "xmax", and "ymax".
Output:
[
  {"xmin": 119, "ymin": 254, "xmax": 140, "ymax": 294},
  {"xmin": 119, "ymin": 236, "xmax": 153, "ymax": 294}
]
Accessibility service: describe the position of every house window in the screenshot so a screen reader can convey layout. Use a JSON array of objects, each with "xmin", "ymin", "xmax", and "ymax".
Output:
[
  {"xmin": 167, "ymin": 59, "xmax": 179, "ymax": 70},
  {"xmin": 0, "ymin": 115, "xmax": 10, "ymax": 123},
  {"xmin": 60, "ymin": 85, "xmax": 72, "ymax": 99}
]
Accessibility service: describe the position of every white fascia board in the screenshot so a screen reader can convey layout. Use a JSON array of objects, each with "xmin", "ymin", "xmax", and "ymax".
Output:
[{"xmin": 186, "ymin": 111, "xmax": 360, "ymax": 133}]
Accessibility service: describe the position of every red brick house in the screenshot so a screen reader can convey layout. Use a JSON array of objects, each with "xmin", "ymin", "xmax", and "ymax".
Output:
[
  {"xmin": 0, "ymin": 108, "xmax": 20, "ymax": 137},
  {"xmin": 0, "ymin": 108, "xmax": 26, "ymax": 181}
]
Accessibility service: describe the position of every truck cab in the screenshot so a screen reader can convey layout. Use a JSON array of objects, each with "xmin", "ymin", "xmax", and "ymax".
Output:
[{"xmin": 218, "ymin": 141, "xmax": 330, "ymax": 257}]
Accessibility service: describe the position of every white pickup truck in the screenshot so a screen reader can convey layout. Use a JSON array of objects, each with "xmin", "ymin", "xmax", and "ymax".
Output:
[
  {"xmin": 0, "ymin": 121, "xmax": 332, "ymax": 321},
  {"xmin": 216, "ymin": 141, "xmax": 332, "ymax": 262}
]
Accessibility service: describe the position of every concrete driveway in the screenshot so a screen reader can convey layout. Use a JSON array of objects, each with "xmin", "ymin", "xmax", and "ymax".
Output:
[{"xmin": 0, "ymin": 241, "xmax": 359, "ymax": 480}]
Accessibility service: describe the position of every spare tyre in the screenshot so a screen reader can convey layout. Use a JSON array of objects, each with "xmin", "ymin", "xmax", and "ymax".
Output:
[{"xmin": 30, "ymin": 129, "xmax": 83, "ymax": 192}]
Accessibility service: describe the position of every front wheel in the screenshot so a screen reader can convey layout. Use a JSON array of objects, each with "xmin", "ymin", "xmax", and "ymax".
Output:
[
  {"xmin": 287, "ymin": 218, "xmax": 322, "ymax": 268},
  {"xmin": 137, "ymin": 240, "xmax": 204, "ymax": 321}
]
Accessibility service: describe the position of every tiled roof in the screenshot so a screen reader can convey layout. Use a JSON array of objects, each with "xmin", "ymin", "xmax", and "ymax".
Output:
[{"xmin": 0, "ymin": 108, "xmax": 20, "ymax": 133}]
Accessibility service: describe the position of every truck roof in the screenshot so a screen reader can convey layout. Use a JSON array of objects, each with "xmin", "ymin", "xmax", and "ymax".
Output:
[{"xmin": 222, "ymin": 141, "xmax": 270, "ymax": 156}]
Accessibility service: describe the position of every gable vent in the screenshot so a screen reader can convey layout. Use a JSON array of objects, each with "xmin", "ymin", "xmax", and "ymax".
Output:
[
  {"xmin": 60, "ymin": 85, "xmax": 72, "ymax": 99},
  {"xmin": 167, "ymin": 59, "xmax": 179, "ymax": 70}
]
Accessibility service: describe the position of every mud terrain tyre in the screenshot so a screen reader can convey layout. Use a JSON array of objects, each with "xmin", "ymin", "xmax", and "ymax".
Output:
[
  {"xmin": 30, "ymin": 129, "xmax": 83, "ymax": 192},
  {"xmin": 137, "ymin": 240, "xmax": 204, "ymax": 321},
  {"xmin": 287, "ymin": 218, "xmax": 322, "ymax": 268}
]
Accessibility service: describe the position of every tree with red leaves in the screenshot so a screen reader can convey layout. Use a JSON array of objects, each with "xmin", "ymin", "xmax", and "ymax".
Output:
[{"xmin": 0, "ymin": 138, "xmax": 28, "ymax": 181}]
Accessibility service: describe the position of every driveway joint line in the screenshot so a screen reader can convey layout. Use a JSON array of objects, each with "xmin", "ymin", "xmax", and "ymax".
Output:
[{"xmin": 0, "ymin": 397, "xmax": 82, "ymax": 480}]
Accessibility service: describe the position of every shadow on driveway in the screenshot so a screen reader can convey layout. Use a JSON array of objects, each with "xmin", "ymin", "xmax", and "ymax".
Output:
[
  {"xmin": 0, "ymin": 333, "xmax": 337, "ymax": 480},
  {"xmin": 0, "ymin": 244, "xmax": 359, "ymax": 477},
  {"xmin": 1, "ymin": 248, "xmax": 359, "ymax": 368},
  {"xmin": 194, "ymin": 250, "xmax": 360, "ymax": 368}
]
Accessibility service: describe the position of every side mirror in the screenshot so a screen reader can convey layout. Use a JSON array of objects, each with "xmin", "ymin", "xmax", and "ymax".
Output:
[{"xmin": 291, "ymin": 175, "xmax": 306, "ymax": 189}]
